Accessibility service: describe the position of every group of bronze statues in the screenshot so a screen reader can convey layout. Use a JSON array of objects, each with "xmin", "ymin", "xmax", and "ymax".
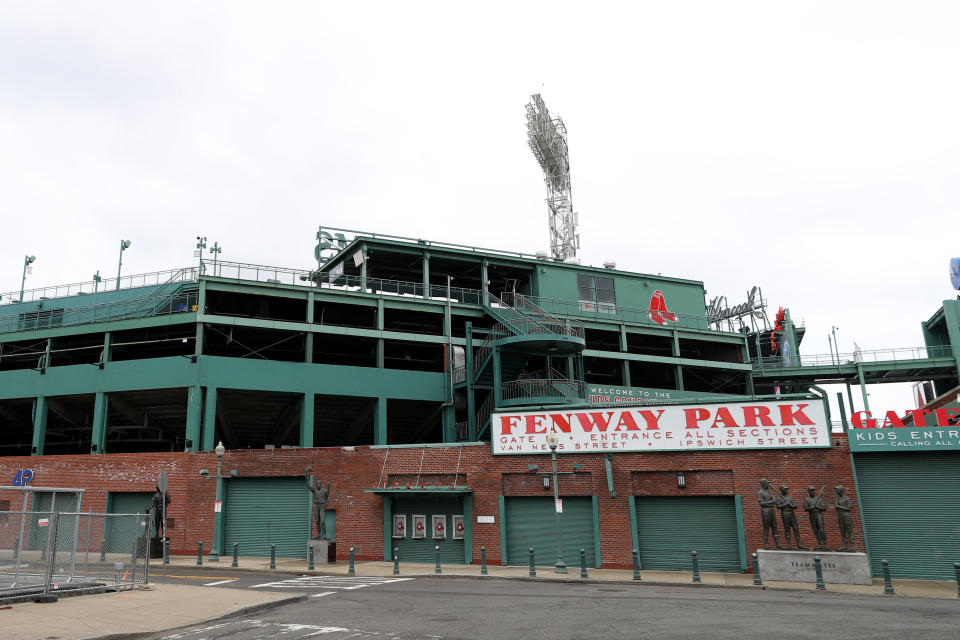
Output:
[{"xmin": 757, "ymin": 478, "xmax": 855, "ymax": 552}]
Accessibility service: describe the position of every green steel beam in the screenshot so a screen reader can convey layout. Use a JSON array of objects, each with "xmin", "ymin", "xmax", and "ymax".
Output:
[
  {"xmin": 0, "ymin": 314, "xmax": 195, "ymax": 344},
  {"xmin": 383, "ymin": 495, "xmax": 393, "ymax": 562},
  {"xmin": 462, "ymin": 494, "xmax": 473, "ymax": 565},
  {"xmin": 375, "ymin": 397, "xmax": 387, "ymax": 446},
  {"xmin": 301, "ymin": 392, "xmax": 314, "ymax": 448},
  {"xmin": 185, "ymin": 384, "xmax": 202, "ymax": 452},
  {"xmin": 31, "ymin": 396, "xmax": 47, "ymax": 456},
  {"xmin": 202, "ymin": 387, "xmax": 218, "ymax": 451},
  {"xmin": 582, "ymin": 349, "xmax": 753, "ymax": 371},
  {"xmin": 592, "ymin": 495, "xmax": 602, "ymax": 568},
  {"xmin": 90, "ymin": 390, "xmax": 108, "ymax": 454}
]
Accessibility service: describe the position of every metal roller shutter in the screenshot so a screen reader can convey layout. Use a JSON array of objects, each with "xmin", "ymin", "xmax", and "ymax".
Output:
[
  {"xmin": 504, "ymin": 497, "xmax": 595, "ymax": 567},
  {"xmin": 224, "ymin": 478, "xmax": 310, "ymax": 559},
  {"xmin": 635, "ymin": 496, "xmax": 740, "ymax": 572},
  {"xmin": 30, "ymin": 492, "xmax": 81, "ymax": 552},
  {"xmin": 391, "ymin": 496, "xmax": 464, "ymax": 564},
  {"xmin": 855, "ymin": 453, "xmax": 960, "ymax": 579},
  {"xmin": 106, "ymin": 492, "xmax": 153, "ymax": 553}
]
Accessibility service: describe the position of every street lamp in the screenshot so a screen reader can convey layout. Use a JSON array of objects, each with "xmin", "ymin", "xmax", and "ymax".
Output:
[
  {"xmin": 209, "ymin": 440, "xmax": 226, "ymax": 561},
  {"xmin": 19, "ymin": 255, "xmax": 36, "ymax": 302},
  {"xmin": 92, "ymin": 271, "xmax": 102, "ymax": 322},
  {"xmin": 546, "ymin": 432, "xmax": 567, "ymax": 574},
  {"xmin": 831, "ymin": 326, "xmax": 840, "ymax": 364},
  {"xmin": 209, "ymin": 241, "xmax": 222, "ymax": 276},
  {"xmin": 116, "ymin": 240, "xmax": 132, "ymax": 290}
]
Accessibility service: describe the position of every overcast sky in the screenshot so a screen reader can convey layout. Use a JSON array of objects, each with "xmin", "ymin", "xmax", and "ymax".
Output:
[{"xmin": 2, "ymin": 2, "xmax": 957, "ymax": 415}]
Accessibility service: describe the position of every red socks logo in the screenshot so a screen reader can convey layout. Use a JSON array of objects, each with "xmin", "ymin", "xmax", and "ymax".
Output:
[{"xmin": 648, "ymin": 290, "xmax": 677, "ymax": 325}]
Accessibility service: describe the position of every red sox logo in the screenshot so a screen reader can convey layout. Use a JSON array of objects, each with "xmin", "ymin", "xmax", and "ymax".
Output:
[
  {"xmin": 436, "ymin": 521, "xmax": 444, "ymax": 532},
  {"xmin": 396, "ymin": 520, "xmax": 405, "ymax": 533},
  {"xmin": 416, "ymin": 520, "xmax": 424, "ymax": 533},
  {"xmin": 648, "ymin": 291, "xmax": 677, "ymax": 326},
  {"xmin": 456, "ymin": 521, "xmax": 464, "ymax": 533}
]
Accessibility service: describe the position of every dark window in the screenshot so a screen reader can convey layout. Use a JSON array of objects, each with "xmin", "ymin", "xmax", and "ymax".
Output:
[
  {"xmin": 577, "ymin": 275, "xmax": 616, "ymax": 313},
  {"xmin": 18, "ymin": 309, "xmax": 64, "ymax": 330},
  {"xmin": 595, "ymin": 277, "xmax": 616, "ymax": 304},
  {"xmin": 577, "ymin": 275, "xmax": 595, "ymax": 302}
]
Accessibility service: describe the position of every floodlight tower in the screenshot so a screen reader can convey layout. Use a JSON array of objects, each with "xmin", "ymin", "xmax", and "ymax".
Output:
[{"xmin": 526, "ymin": 94, "xmax": 579, "ymax": 261}]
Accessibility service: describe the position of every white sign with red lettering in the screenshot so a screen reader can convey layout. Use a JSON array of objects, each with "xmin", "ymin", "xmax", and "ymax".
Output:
[{"xmin": 492, "ymin": 400, "xmax": 830, "ymax": 454}]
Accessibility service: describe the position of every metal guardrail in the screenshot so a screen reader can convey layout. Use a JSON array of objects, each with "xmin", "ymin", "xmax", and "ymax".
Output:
[
  {"xmin": 502, "ymin": 377, "xmax": 586, "ymax": 401},
  {"xmin": 752, "ymin": 345, "xmax": 954, "ymax": 370},
  {"xmin": 517, "ymin": 293, "xmax": 728, "ymax": 333},
  {"xmin": 2, "ymin": 267, "xmax": 198, "ymax": 305},
  {"xmin": 0, "ymin": 511, "xmax": 149, "ymax": 598}
]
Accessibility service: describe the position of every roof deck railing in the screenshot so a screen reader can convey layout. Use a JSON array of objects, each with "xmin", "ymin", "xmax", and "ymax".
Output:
[{"xmin": 752, "ymin": 345, "xmax": 954, "ymax": 370}]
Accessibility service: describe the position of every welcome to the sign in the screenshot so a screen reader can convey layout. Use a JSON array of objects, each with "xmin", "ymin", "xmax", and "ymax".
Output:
[{"xmin": 492, "ymin": 400, "xmax": 830, "ymax": 454}]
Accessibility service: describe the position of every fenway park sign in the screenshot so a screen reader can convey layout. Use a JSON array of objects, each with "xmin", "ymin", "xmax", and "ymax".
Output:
[{"xmin": 492, "ymin": 400, "xmax": 830, "ymax": 454}]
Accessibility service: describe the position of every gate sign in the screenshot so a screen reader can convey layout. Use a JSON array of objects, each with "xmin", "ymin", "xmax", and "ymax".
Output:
[
  {"xmin": 492, "ymin": 400, "xmax": 830, "ymax": 454},
  {"xmin": 847, "ymin": 407, "xmax": 960, "ymax": 452}
]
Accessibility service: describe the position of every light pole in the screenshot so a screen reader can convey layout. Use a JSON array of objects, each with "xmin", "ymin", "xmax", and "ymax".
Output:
[
  {"xmin": 195, "ymin": 236, "xmax": 207, "ymax": 274},
  {"xmin": 92, "ymin": 271, "xmax": 102, "ymax": 321},
  {"xmin": 209, "ymin": 241, "xmax": 222, "ymax": 276},
  {"xmin": 19, "ymin": 255, "xmax": 36, "ymax": 302},
  {"xmin": 546, "ymin": 433, "xmax": 567, "ymax": 574},
  {"xmin": 209, "ymin": 440, "xmax": 226, "ymax": 561},
  {"xmin": 831, "ymin": 326, "xmax": 839, "ymax": 364},
  {"xmin": 116, "ymin": 240, "xmax": 132, "ymax": 290}
]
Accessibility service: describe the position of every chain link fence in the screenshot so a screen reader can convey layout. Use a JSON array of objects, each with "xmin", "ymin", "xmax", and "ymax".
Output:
[{"xmin": 0, "ymin": 510, "xmax": 151, "ymax": 599}]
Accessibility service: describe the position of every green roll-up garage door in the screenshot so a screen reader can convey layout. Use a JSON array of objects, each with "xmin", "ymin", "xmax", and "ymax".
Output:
[
  {"xmin": 391, "ymin": 496, "xmax": 464, "ymax": 563},
  {"xmin": 224, "ymin": 477, "xmax": 310, "ymax": 559},
  {"xmin": 635, "ymin": 496, "xmax": 740, "ymax": 572},
  {"xmin": 855, "ymin": 453, "xmax": 960, "ymax": 580},
  {"xmin": 29, "ymin": 491, "xmax": 81, "ymax": 552},
  {"xmin": 106, "ymin": 492, "xmax": 153, "ymax": 553},
  {"xmin": 504, "ymin": 497, "xmax": 595, "ymax": 567}
]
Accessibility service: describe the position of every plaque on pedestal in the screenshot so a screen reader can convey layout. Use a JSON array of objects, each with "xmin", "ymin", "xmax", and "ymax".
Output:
[
  {"xmin": 308, "ymin": 538, "xmax": 336, "ymax": 564},
  {"xmin": 756, "ymin": 549, "xmax": 871, "ymax": 585}
]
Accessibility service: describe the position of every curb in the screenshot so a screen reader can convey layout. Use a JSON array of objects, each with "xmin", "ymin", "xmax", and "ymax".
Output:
[{"xmin": 78, "ymin": 593, "xmax": 308, "ymax": 640}]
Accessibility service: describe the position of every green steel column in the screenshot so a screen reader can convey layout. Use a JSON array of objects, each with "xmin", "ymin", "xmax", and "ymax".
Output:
[
  {"xmin": 102, "ymin": 332, "xmax": 112, "ymax": 365},
  {"xmin": 492, "ymin": 347, "xmax": 502, "ymax": 407},
  {"xmin": 301, "ymin": 393, "xmax": 314, "ymax": 448},
  {"xmin": 422, "ymin": 251, "xmax": 430, "ymax": 300},
  {"xmin": 374, "ymin": 396, "xmax": 388, "ymax": 445},
  {"xmin": 31, "ymin": 396, "xmax": 48, "ymax": 456},
  {"xmin": 91, "ymin": 391, "xmax": 108, "ymax": 454},
  {"xmin": 481, "ymin": 260, "xmax": 489, "ymax": 301},
  {"xmin": 941, "ymin": 302, "xmax": 960, "ymax": 380},
  {"xmin": 202, "ymin": 387, "xmax": 218, "ymax": 451},
  {"xmin": 360, "ymin": 243, "xmax": 368, "ymax": 292},
  {"xmin": 305, "ymin": 291, "xmax": 314, "ymax": 364},
  {"xmin": 857, "ymin": 365, "xmax": 870, "ymax": 413},
  {"xmin": 465, "ymin": 323, "xmax": 476, "ymax": 441},
  {"xmin": 376, "ymin": 299, "xmax": 385, "ymax": 368},
  {"xmin": 672, "ymin": 330, "xmax": 680, "ymax": 356},
  {"xmin": 185, "ymin": 385, "xmax": 202, "ymax": 452},
  {"xmin": 622, "ymin": 361, "xmax": 631, "ymax": 387},
  {"xmin": 846, "ymin": 384, "xmax": 856, "ymax": 414},
  {"xmin": 382, "ymin": 496, "xmax": 393, "ymax": 562},
  {"xmin": 43, "ymin": 338, "xmax": 51, "ymax": 370},
  {"xmin": 837, "ymin": 392, "xmax": 849, "ymax": 428},
  {"xmin": 195, "ymin": 281, "xmax": 206, "ymax": 358},
  {"xmin": 675, "ymin": 365, "xmax": 684, "ymax": 391},
  {"xmin": 442, "ymin": 405, "xmax": 455, "ymax": 443},
  {"xmin": 462, "ymin": 495, "xmax": 473, "ymax": 565}
]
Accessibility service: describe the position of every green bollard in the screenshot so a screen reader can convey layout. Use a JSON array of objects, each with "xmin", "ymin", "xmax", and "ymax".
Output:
[
  {"xmin": 270, "ymin": 544, "xmax": 276, "ymax": 570},
  {"xmin": 163, "ymin": 539, "xmax": 169, "ymax": 566},
  {"xmin": 580, "ymin": 549, "xmax": 588, "ymax": 579},
  {"xmin": 480, "ymin": 546, "xmax": 488, "ymax": 575},
  {"xmin": 954, "ymin": 563, "xmax": 960, "ymax": 597},
  {"xmin": 632, "ymin": 548, "xmax": 640, "ymax": 581},
  {"xmin": 691, "ymin": 550, "xmax": 700, "ymax": 583},
  {"xmin": 393, "ymin": 550, "xmax": 399, "ymax": 576},
  {"xmin": 348, "ymin": 547, "xmax": 355, "ymax": 575},
  {"xmin": 434, "ymin": 546, "xmax": 442, "ymax": 574},
  {"xmin": 753, "ymin": 553, "xmax": 762, "ymax": 585},
  {"xmin": 882, "ymin": 559, "xmax": 894, "ymax": 594},
  {"xmin": 814, "ymin": 556, "xmax": 825, "ymax": 590},
  {"xmin": 528, "ymin": 547, "xmax": 536, "ymax": 577},
  {"xmin": 309, "ymin": 544, "xmax": 315, "ymax": 571},
  {"xmin": 197, "ymin": 541, "xmax": 203, "ymax": 566},
  {"xmin": 231, "ymin": 542, "xmax": 238, "ymax": 568}
]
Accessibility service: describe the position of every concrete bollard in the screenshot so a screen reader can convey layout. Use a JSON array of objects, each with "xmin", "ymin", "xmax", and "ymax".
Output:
[
  {"xmin": 163, "ymin": 539, "xmax": 169, "ymax": 566},
  {"xmin": 691, "ymin": 551, "xmax": 701, "ymax": 583},
  {"xmin": 480, "ymin": 546, "xmax": 488, "ymax": 575},
  {"xmin": 882, "ymin": 559, "xmax": 894, "ymax": 594},
  {"xmin": 393, "ymin": 551, "xmax": 399, "ymax": 576},
  {"xmin": 269, "ymin": 544, "xmax": 276, "ymax": 570},
  {"xmin": 632, "ymin": 548, "xmax": 640, "ymax": 581},
  {"xmin": 753, "ymin": 553, "xmax": 762, "ymax": 585},
  {"xmin": 580, "ymin": 549, "xmax": 588, "ymax": 579},
  {"xmin": 197, "ymin": 541, "xmax": 203, "ymax": 566},
  {"xmin": 434, "ymin": 546, "xmax": 442, "ymax": 574},
  {"xmin": 814, "ymin": 556, "xmax": 825, "ymax": 590},
  {"xmin": 308, "ymin": 544, "xmax": 315, "ymax": 571},
  {"xmin": 348, "ymin": 547, "xmax": 355, "ymax": 575},
  {"xmin": 231, "ymin": 542, "xmax": 238, "ymax": 568},
  {"xmin": 528, "ymin": 547, "xmax": 536, "ymax": 577}
]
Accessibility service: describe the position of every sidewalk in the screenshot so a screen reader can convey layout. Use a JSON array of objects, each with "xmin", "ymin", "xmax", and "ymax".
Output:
[
  {"xmin": 1, "ymin": 582, "xmax": 304, "ymax": 640},
  {"xmin": 170, "ymin": 553, "xmax": 960, "ymax": 599}
]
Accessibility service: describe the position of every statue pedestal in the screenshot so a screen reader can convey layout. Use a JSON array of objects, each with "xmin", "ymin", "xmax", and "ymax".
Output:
[
  {"xmin": 149, "ymin": 537, "xmax": 166, "ymax": 559},
  {"xmin": 757, "ymin": 549, "xmax": 871, "ymax": 585},
  {"xmin": 308, "ymin": 538, "xmax": 336, "ymax": 564}
]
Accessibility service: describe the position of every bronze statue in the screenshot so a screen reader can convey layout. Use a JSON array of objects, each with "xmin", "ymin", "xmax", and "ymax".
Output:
[
  {"xmin": 774, "ymin": 485, "xmax": 806, "ymax": 550},
  {"xmin": 150, "ymin": 485, "xmax": 171, "ymax": 539},
  {"xmin": 305, "ymin": 468, "xmax": 331, "ymax": 539},
  {"xmin": 834, "ymin": 486, "xmax": 854, "ymax": 552},
  {"xmin": 757, "ymin": 479, "xmax": 785, "ymax": 549},
  {"xmin": 802, "ymin": 485, "xmax": 828, "ymax": 551}
]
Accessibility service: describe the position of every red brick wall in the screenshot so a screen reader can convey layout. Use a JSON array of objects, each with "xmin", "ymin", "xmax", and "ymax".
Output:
[{"xmin": 0, "ymin": 438, "xmax": 859, "ymax": 570}]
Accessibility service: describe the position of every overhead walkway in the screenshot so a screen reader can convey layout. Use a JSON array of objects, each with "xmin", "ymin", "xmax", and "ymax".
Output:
[{"xmin": 752, "ymin": 346, "xmax": 957, "ymax": 386}]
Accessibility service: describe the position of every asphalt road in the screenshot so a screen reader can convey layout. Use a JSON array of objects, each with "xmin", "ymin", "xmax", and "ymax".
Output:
[{"xmin": 149, "ymin": 574, "xmax": 960, "ymax": 640}]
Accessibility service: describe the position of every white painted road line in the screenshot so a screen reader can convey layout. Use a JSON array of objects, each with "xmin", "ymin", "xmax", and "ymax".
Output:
[
  {"xmin": 310, "ymin": 591, "xmax": 336, "ymax": 598},
  {"xmin": 203, "ymin": 579, "xmax": 239, "ymax": 587}
]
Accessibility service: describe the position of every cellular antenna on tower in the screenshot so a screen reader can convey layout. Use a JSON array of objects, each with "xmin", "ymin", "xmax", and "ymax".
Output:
[{"xmin": 526, "ymin": 94, "xmax": 579, "ymax": 261}]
